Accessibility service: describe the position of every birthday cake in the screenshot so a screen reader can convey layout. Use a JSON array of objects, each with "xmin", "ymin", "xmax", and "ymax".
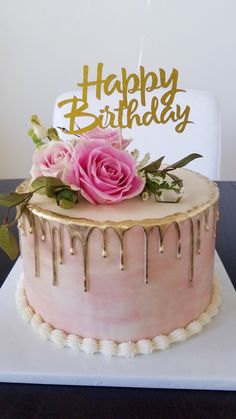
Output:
[
  {"xmin": 15, "ymin": 164, "xmax": 219, "ymax": 356},
  {"xmin": 12, "ymin": 119, "xmax": 219, "ymax": 356},
  {"xmin": 0, "ymin": 68, "xmax": 220, "ymax": 356}
]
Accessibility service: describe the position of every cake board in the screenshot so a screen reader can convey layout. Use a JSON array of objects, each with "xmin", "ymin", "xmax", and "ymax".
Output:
[{"xmin": 0, "ymin": 252, "xmax": 236, "ymax": 391}]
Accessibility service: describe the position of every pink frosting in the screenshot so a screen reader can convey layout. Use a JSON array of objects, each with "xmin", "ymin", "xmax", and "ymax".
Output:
[
  {"xmin": 63, "ymin": 139, "xmax": 145, "ymax": 204},
  {"xmin": 20, "ymin": 207, "xmax": 216, "ymax": 342}
]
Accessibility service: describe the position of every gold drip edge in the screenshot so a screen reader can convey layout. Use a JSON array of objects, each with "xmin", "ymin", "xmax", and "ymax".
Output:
[
  {"xmin": 17, "ymin": 173, "xmax": 219, "ymax": 292},
  {"xmin": 16, "ymin": 174, "xmax": 219, "ymax": 229}
]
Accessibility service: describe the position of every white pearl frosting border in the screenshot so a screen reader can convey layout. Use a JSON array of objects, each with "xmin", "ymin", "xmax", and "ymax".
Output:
[{"xmin": 16, "ymin": 275, "xmax": 221, "ymax": 357}]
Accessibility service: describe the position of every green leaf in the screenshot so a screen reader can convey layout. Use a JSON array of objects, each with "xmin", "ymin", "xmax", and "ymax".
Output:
[
  {"xmin": 56, "ymin": 188, "xmax": 78, "ymax": 205},
  {"xmin": 30, "ymin": 176, "xmax": 66, "ymax": 197},
  {"xmin": 31, "ymin": 114, "xmax": 41, "ymax": 126},
  {"xmin": 30, "ymin": 177, "xmax": 47, "ymax": 193},
  {"xmin": 16, "ymin": 196, "xmax": 32, "ymax": 220},
  {"xmin": 30, "ymin": 176, "xmax": 68, "ymax": 199},
  {"xmin": 47, "ymin": 127, "xmax": 59, "ymax": 141},
  {"xmin": 166, "ymin": 172, "xmax": 183, "ymax": 187},
  {"xmin": 28, "ymin": 128, "xmax": 43, "ymax": 149},
  {"xmin": 45, "ymin": 178, "xmax": 65, "ymax": 197},
  {"xmin": 142, "ymin": 156, "xmax": 165, "ymax": 173},
  {"xmin": 0, "ymin": 192, "xmax": 31, "ymax": 207},
  {"xmin": 163, "ymin": 153, "xmax": 203, "ymax": 172},
  {"xmin": 58, "ymin": 199, "xmax": 74, "ymax": 209},
  {"xmin": 0, "ymin": 225, "xmax": 19, "ymax": 260}
]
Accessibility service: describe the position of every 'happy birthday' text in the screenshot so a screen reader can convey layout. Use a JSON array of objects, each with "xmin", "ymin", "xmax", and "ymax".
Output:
[{"xmin": 57, "ymin": 63, "xmax": 192, "ymax": 134}]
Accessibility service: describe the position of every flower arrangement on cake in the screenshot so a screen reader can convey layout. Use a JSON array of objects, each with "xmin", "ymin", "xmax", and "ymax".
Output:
[{"xmin": 0, "ymin": 115, "xmax": 201, "ymax": 260}]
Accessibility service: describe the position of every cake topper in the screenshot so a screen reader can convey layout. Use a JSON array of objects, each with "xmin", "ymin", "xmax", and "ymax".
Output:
[{"xmin": 57, "ymin": 63, "xmax": 192, "ymax": 135}]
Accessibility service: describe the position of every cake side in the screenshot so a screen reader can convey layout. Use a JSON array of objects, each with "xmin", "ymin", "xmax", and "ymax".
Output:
[
  {"xmin": 18, "ymin": 169, "xmax": 219, "ymax": 342},
  {"xmin": 16, "ymin": 277, "xmax": 221, "ymax": 356}
]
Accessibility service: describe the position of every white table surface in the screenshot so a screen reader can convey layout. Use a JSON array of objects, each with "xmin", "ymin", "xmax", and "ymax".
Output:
[{"xmin": 0, "ymin": 253, "xmax": 236, "ymax": 390}]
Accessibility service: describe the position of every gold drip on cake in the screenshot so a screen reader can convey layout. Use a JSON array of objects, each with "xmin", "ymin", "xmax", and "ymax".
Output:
[
  {"xmin": 50, "ymin": 225, "xmax": 64, "ymax": 285},
  {"xmin": 38, "ymin": 218, "xmax": 47, "ymax": 242},
  {"xmin": 23, "ymin": 211, "xmax": 40, "ymax": 278},
  {"xmin": 19, "ymin": 198, "xmax": 219, "ymax": 292},
  {"xmin": 58, "ymin": 226, "xmax": 64, "ymax": 264},
  {"xmin": 204, "ymin": 208, "xmax": 210, "ymax": 231},
  {"xmin": 213, "ymin": 202, "xmax": 219, "ymax": 239},
  {"xmin": 156, "ymin": 225, "xmax": 167, "ymax": 254},
  {"xmin": 27, "ymin": 172, "xmax": 219, "ymax": 230},
  {"xmin": 51, "ymin": 227, "xmax": 57, "ymax": 285},
  {"xmin": 189, "ymin": 218, "xmax": 195, "ymax": 287},
  {"xmin": 143, "ymin": 227, "xmax": 150, "ymax": 284},
  {"xmin": 26, "ymin": 209, "xmax": 33, "ymax": 234},
  {"xmin": 196, "ymin": 217, "xmax": 201, "ymax": 255},
  {"xmin": 68, "ymin": 226, "xmax": 95, "ymax": 292},
  {"xmin": 174, "ymin": 222, "xmax": 182, "ymax": 259},
  {"xmin": 18, "ymin": 215, "xmax": 26, "ymax": 236},
  {"xmin": 101, "ymin": 229, "xmax": 107, "ymax": 257},
  {"xmin": 32, "ymin": 214, "xmax": 40, "ymax": 278},
  {"xmin": 26, "ymin": 217, "xmax": 65, "ymax": 284},
  {"xmin": 114, "ymin": 227, "xmax": 126, "ymax": 271}
]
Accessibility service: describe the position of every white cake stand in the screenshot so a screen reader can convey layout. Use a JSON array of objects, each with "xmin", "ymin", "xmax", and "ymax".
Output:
[{"xmin": 0, "ymin": 252, "xmax": 236, "ymax": 390}]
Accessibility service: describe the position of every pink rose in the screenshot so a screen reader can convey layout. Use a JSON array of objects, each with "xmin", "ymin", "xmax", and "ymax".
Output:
[
  {"xmin": 30, "ymin": 141, "xmax": 73, "ymax": 180},
  {"xmin": 64, "ymin": 140, "xmax": 145, "ymax": 204},
  {"xmin": 80, "ymin": 127, "xmax": 131, "ymax": 150}
]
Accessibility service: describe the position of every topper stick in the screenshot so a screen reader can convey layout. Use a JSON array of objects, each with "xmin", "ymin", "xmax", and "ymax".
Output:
[{"xmin": 118, "ymin": 128, "xmax": 123, "ymax": 149}]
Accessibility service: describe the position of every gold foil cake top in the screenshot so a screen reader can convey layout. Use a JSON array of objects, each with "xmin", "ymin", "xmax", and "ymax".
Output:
[{"xmin": 17, "ymin": 168, "xmax": 219, "ymax": 229}]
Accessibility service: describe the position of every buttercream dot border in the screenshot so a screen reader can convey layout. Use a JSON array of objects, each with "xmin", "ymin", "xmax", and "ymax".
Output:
[{"xmin": 16, "ymin": 275, "xmax": 221, "ymax": 357}]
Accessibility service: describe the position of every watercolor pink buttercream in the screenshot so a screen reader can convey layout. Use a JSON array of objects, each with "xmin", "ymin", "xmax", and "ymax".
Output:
[
  {"xmin": 20, "ymin": 205, "xmax": 216, "ymax": 342},
  {"xmin": 63, "ymin": 139, "xmax": 145, "ymax": 204}
]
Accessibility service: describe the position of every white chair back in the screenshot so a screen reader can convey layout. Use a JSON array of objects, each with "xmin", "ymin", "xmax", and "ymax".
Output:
[{"xmin": 53, "ymin": 89, "xmax": 221, "ymax": 179}]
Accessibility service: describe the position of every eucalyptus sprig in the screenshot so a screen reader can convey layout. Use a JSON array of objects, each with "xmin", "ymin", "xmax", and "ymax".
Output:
[
  {"xmin": 0, "ymin": 177, "xmax": 78, "ymax": 260},
  {"xmin": 28, "ymin": 115, "xmax": 60, "ymax": 149},
  {"xmin": 140, "ymin": 153, "xmax": 202, "ymax": 203}
]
